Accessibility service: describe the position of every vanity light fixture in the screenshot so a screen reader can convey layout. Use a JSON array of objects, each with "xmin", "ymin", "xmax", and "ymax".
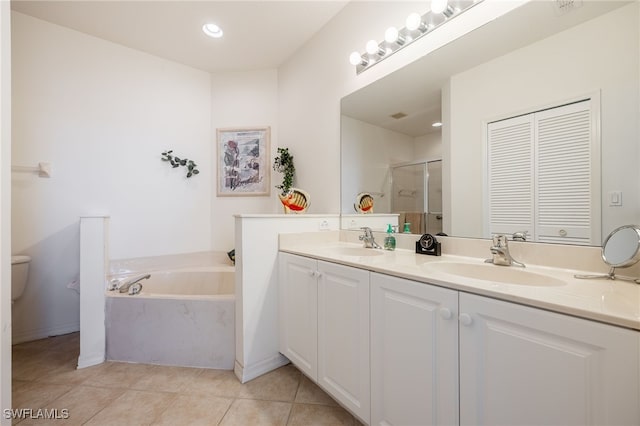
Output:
[
  {"xmin": 202, "ymin": 23, "xmax": 223, "ymax": 39},
  {"xmin": 350, "ymin": 0, "xmax": 482, "ymax": 74}
]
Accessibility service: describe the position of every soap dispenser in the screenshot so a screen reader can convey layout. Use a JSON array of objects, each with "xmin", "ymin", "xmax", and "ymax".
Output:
[{"xmin": 384, "ymin": 224, "xmax": 396, "ymax": 251}]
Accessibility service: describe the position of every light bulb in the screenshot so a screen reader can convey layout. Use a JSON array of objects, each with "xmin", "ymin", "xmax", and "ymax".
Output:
[
  {"xmin": 202, "ymin": 23, "xmax": 223, "ymax": 38},
  {"xmin": 366, "ymin": 40, "xmax": 381, "ymax": 55},
  {"xmin": 431, "ymin": 0, "xmax": 448, "ymax": 14},
  {"xmin": 385, "ymin": 27, "xmax": 399, "ymax": 43},
  {"xmin": 405, "ymin": 12, "xmax": 422, "ymax": 31},
  {"xmin": 349, "ymin": 51, "xmax": 364, "ymax": 66}
]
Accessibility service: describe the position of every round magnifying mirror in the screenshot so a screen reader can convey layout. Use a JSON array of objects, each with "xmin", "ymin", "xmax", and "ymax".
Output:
[{"xmin": 601, "ymin": 224, "xmax": 640, "ymax": 268}]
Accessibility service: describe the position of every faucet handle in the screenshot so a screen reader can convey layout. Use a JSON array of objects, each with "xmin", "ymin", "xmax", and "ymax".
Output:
[
  {"xmin": 512, "ymin": 231, "xmax": 527, "ymax": 242},
  {"xmin": 492, "ymin": 234, "xmax": 508, "ymax": 247}
]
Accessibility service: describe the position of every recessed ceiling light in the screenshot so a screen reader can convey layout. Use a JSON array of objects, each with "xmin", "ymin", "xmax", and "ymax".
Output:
[
  {"xmin": 432, "ymin": 122, "xmax": 443, "ymax": 127},
  {"xmin": 203, "ymin": 23, "xmax": 223, "ymax": 39}
]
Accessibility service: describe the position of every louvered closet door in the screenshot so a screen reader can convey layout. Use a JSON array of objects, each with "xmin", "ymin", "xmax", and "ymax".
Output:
[
  {"xmin": 487, "ymin": 115, "xmax": 535, "ymax": 238},
  {"xmin": 534, "ymin": 100, "xmax": 599, "ymax": 245}
]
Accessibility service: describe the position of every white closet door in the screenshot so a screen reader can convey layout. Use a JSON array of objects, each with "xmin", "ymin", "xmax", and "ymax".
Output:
[
  {"xmin": 535, "ymin": 100, "xmax": 599, "ymax": 245},
  {"xmin": 487, "ymin": 114, "xmax": 535, "ymax": 238}
]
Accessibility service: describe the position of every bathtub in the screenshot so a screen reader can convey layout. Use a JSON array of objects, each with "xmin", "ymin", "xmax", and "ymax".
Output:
[{"xmin": 105, "ymin": 267, "xmax": 235, "ymax": 369}]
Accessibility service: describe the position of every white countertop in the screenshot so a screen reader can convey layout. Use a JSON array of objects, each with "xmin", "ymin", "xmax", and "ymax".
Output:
[{"xmin": 279, "ymin": 239, "xmax": 640, "ymax": 331}]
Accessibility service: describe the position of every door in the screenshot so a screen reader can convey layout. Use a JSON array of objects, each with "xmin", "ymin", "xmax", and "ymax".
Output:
[
  {"xmin": 278, "ymin": 253, "xmax": 318, "ymax": 380},
  {"xmin": 370, "ymin": 273, "xmax": 458, "ymax": 425},
  {"xmin": 459, "ymin": 292, "xmax": 640, "ymax": 426},
  {"xmin": 317, "ymin": 260, "xmax": 370, "ymax": 423}
]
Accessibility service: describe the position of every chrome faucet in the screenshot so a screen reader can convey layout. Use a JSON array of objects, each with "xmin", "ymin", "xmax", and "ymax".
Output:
[
  {"xmin": 485, "ymin": 234, "xmax": 525, "ymax": 267},
  {"xmin": 359, "ymin": 227, "xmax": 381, "ymax": 249},
  {"xmin": 118, "ymin": 274, "xmax": 151, "ymax": 293}
]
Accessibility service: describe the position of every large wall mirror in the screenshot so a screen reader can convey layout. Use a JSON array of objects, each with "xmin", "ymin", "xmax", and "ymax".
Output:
[{"xmin": 341, "ymin": 0, "xmax": 639, "ymax": 246}]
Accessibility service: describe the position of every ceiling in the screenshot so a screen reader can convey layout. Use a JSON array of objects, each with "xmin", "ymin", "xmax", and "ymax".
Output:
[{"xmin": 10, "ymin": 0, "xmax": 348, "ymax": 73}]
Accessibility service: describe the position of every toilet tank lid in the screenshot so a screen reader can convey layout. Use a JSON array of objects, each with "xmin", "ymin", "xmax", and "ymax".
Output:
[{"xmin": 11, "ymin": 255, "xmax": 31, "ymax": 265}]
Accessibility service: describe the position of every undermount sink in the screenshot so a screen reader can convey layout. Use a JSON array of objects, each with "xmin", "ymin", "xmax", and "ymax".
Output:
[
  {"xmin": 330, "ymin": 247, "xmax": 385, "ymax": 257},
  {"xmin": 423, "ymin": 262, "xmax": 566, "ymax": 287}
]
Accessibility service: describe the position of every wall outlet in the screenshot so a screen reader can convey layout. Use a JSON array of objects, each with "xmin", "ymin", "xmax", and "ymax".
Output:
[{"xmin": 319, "ymin": 220, "xmax": 330, "ymax": 231}]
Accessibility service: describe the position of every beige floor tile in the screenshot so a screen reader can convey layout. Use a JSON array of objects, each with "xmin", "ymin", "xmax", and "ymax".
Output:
[
  {"xmin": 182, "ymin": 369, "xmax": 244, "ymax": 398},
  {"xmin": 130, "ymin": 365, "xmax": 203, "ymax": 393},
  {"xmin": 19, "ymin": 385, "xmax": 124, "ymax": 426},
  {"xmin": 84, "ymin": 389, "xmax": 176, "ymax": 426},
  {"xmin": 287, "ymin": 403, "xmax": 355, "ymax": 426},
  {"xmin": 220, "ymin": 399, "xmax": 291, "ymax": 426},
  {"xmin": 152, "ymin": 394, "xmax": 232, "ymax": 425},
  {"xmin": 294, "ymin": 375, "xmax": 337, "ymax": 406},
  {"xmin": 13, "ymin": 358, "xmax": 67, "ymax": 382},
  {"xmin": 37, "ymin": 361, "xmax": 106, "ymax": 386},
  {"xmin": 12, "ymin": 382, "xmax": 73, "ymax": 411},
  {"xmin": 80, "ymin": 361, "xmax": 156, "ymax": 389},
  {"xmin": 238, "ymin": 365, "xmax": 301, "ymax": 402}
]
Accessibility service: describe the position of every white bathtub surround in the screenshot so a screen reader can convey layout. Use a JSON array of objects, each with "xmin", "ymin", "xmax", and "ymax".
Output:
[
  {"xmin": 279, "ymin": 231, "xmax": 640, "ymax": 330},
  {"xmin": 109, "ymin": 251, "xmax": 233, "ymax": 276},
  {"xmin": 78, "ymin": 216, "xmax": 109, "ymax": 369},
  {"xmin": 234, "ymin": 214, "xmax": 344, "ymax": 383},
  {"xmin": 106, "ymin": 269, "xmax": 235, "ymax": 369}
]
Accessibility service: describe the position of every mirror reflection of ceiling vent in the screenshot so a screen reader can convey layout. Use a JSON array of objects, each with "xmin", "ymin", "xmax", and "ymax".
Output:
[
  {"xmin": 390, "ymin": 112, "xmax": 408, "ymax": 119},
  {"xmin": 555, "ymin": 0, "xmax": 583, "ymax": 15}
]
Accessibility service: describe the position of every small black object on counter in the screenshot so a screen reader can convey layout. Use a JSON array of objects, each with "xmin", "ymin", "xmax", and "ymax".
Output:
[{"xmin": 416, "ymin": 234, "xmax": 441, "ymax": 256}]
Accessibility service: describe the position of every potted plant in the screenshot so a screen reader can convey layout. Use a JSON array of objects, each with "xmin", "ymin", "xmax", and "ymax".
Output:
[
  {"xmin": 273, "ymin": 147, "xmax": 295, "ymax": 196},
  {"xmin": 273, "ymin": 147, "xmax": 309, "ymax": 213}
]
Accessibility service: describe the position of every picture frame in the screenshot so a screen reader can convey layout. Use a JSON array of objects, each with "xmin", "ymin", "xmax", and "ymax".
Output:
[{"xmin": 216, "ymin": 126, "xmax": 270, "ymax": 196}]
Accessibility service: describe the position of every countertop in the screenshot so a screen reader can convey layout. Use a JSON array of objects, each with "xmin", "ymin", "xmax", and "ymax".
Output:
[{"xmin": 279, "ymin": 239, "xmax": 640, "ymax": 331}]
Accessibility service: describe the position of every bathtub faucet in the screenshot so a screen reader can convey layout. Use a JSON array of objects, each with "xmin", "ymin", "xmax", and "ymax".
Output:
[{"xmin": 118, "ymin": 274, "xmax": 151, "ymax": 293}]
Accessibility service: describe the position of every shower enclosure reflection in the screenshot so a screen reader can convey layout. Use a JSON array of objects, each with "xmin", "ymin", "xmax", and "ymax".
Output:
[{"xmin": 390, "ymin": 159, "xmax": 442, "ymax": 235}]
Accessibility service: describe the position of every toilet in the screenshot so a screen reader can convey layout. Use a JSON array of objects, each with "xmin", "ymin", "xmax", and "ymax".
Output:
[{"xmin": 11, "ymin": 255, "xmax": 31, "ymax": 303}]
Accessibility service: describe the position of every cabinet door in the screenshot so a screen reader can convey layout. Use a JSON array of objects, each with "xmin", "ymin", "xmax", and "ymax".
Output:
[
  {"xmin": 370, "ymin": 273, "xmax": 459, "ymax": 426},
  {"xmin": 459, "ymin": 293, "xmax": 640, "ymax": 426},
  {"xmin": 317, "ymin": 260, "xmax": 370, "ymax": 424},
  {"xmin": 278, "ymin": 253, "xmax": 318, "ymax": 381}
]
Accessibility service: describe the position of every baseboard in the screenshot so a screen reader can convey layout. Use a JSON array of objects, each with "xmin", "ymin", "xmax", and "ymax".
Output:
[
  {"xmin": 12, "ymin": 322, "xmax": 80, "ymax": 345},
  {"xmin": 77, "ymin": 353, "xmax": 105, "ymax": 369},
  {"xmin": 234, "ymin": 353, "xmax": 290, "ymax": 383}
]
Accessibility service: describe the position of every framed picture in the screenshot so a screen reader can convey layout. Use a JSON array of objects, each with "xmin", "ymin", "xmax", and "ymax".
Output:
[{"xmin": 216, "ymin": 127, "xmax": 270, "ymax": 196}]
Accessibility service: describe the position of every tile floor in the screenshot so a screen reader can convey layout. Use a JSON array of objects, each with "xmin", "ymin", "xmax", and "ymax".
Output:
[{"xmin": 12, "ymin": 333, "xmax": 360, "ymax": 425}]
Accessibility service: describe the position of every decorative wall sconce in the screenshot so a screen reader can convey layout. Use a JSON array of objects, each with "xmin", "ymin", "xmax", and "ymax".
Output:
[{"xmin": 349, "ymin": 0, "xmax": 482, "ymax": 74}]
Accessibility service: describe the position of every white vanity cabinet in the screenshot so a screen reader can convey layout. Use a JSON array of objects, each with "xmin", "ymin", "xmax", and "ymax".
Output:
[
  {"xmin": 279, "ymin": 251, "xmax": 640, "ymax": 426},
  {"xmin": 459, "ymin": 292, "xmax": 640, "ymax": 426},
  {"xmin": 279, "ymin": 253, "xmax": 371, "ymax": 423},
  {"xmin": 370, "ymin": 273, "xmax": 459, "ymax": 426}
]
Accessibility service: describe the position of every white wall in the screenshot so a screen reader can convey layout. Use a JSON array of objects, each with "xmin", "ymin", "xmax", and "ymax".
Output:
[
  {"xmin": 340, "ymin": 115, "xmax": 414, "ymax": 214},
  {"xmin": 0, "ymin": 0, "xmax": 12, "ymax": 415},
  {"xmin": 414, "ymin": 132, "xmax": 442, "ymax": 160},
  {"xmin": 11, "ymin": 13, "xmax": 212, "ymax": 342},
  {"xmin": 210, "ymin": 69, "xmax": 279, "ymax": 251},
  {"xmin": 448, "ymin": 3, "xmax": 639, "ymax": 238}
]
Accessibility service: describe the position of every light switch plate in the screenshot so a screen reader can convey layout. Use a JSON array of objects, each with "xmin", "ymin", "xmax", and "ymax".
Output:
[{"xmin": 609, "ymin": 191, "xmax": 622, "ymax": 206}]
